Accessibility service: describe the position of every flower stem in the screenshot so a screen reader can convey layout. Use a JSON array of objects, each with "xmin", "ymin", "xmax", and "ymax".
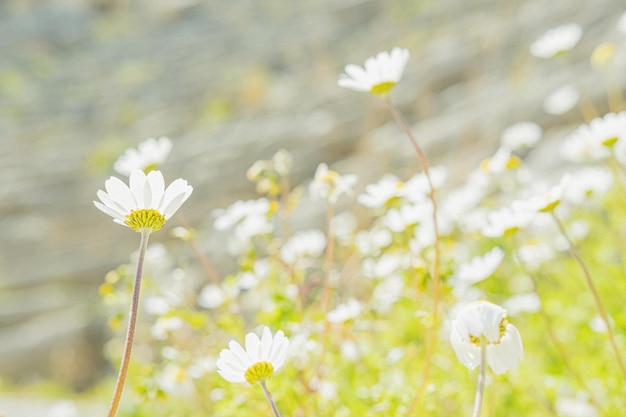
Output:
[
  {"xmin": 471, "ymin": 340, "xmax": 488, "ymax": 417},
  {"xmin": 384, "ymin": 98, "xmax": 442, "ymax": 414},
  {"xmin": 260, "ymin": 380, "xmax": 282, "ymax": 417},
  {"xmin": 106, "ymin": 230, "xmax": 150, "ymax": 417},
  {"xmin": 551, "ymin": 212, "xmax": 626, "ymax": 381}
]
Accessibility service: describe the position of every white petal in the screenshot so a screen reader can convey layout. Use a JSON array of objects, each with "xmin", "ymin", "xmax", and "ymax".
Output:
[
  {"xmin": 129, "ymin": 170, "xmax": 147, "ymax": 207},
  {"xmin": 94, "ymin": 201, "xmax": 126, "ymax": 222},
  {"xmin": 259, "ymin": 327, "xmax": 273, "ymax": 361},
  {"xmin": 104, "ymin": 176, "xmax": 136, "ymax": 212},
  {"xmin": 146, "ymin": 170, "xmax": 165, "ymax": 208},
  {"xmin": 245, "ymin": 332, "xmax": 262, "ymax": 363}
]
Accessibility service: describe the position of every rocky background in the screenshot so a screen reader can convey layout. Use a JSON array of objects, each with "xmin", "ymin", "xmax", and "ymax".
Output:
[{"xmin": 0, "ymin": 0, "xmax": 624, "ymax": 393}]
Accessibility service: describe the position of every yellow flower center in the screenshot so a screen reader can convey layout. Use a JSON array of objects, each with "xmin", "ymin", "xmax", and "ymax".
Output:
[
  {"xmin": 370, "ymin": 81, "xmax": 396, "ymax": 96},
  {"xmin": 244, "ymin": 361, "xmax": 274, "ymax": 384},
  {"xmin": 538, "ymin": 198, "xmax": 561, "ymax": 212},
  {"xmin": 124, "ymin": 208, "xmax": 166, "ymax": 232},
  {"xmin": 602, "ymin": 136, "xmax": 618, "ymax": 147},
  {"xmin": 469, "ymin": 317, "xmax": 509, "ymax": 346},
  {"xmin": 142, "ymin": 163, "xmax": 159, "ymax": 173}
]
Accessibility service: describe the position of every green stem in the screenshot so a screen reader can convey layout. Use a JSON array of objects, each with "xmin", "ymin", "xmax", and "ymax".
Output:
[
  {"xmin": 260, "ymin": 380, "xmax": 282, "ymax": 417},
  {"xmin": 551, "ymin": 212, "xmax": 626, "ymax": 382},
  {"xmin": 472, "ymin": 341, "xmax": 488, "ymax": 417},
  {"xmin": 106, "ymin": 230, "xmax": 150, "ymax": 417},
  {"xmin": 385, "ymin": 98, "xmax": 442, "ymax": 415}
]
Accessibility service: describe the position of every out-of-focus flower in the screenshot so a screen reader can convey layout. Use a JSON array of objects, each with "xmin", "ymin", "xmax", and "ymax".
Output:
[
  {"xmin": 543, "ymin": 85, "xmax": 580, "ymax": 115},
  {"xmin": 481, "ymin": 205, "xmax": 533, "ymax": 238},
  {"xmin": 114, "ymin": 137, "xmax": 173, "ymax": 176},
  {"xmin": 480, "ymin": 148, "xmax": 522, "ymax": 174},
  {"xmin": 556, "ymin": 395, "xmax": 598, "ymax": 417},
  {"xmin": 562, "ymin": 112, "xmax": 626, "ymax": 162},
  {"xmin": 590, "ymin": 43, "xmax": 617, "ymax": 68},
  {"xmin": 355, "ymin": 227, "xmax": 393, "ymax": 256},
  {"xmin": 562, "ymin": 167, "xmax": 613, "ymax": 204},
  {"xmin": 50, "ymin": 401, "xmax": 78, "ymax": 417},
  {"xmin": 503, "ymin": 293, "xmax": 541, "ymax": 316},
  {"xmin": 517, "ymin": 239, "xmax": 556, "ymax": 269},
  {"xmin": 158, "ymin": 363, "xmax": 196, "ymax": 395},
  {"xmin": 198, "ymin": 284, "xmax": 226, "ymax": 309},
  {"xmin": 94, "ymin": 170, "xmax": 193, "ymax": 233},
  {"xmin": 327, "ymin": 298, "xmax": 363, "ymax": 323},
  {"xmin": 338, "ymin": 48, "xmax": 410, "ymax": 95},
  {"xmin": 310, "ymin": 163, "xmax": 358, "ymax": 204},
  {"xmin": 450, "ymin": 301, "xmax": 523, "ymax": 375},
  {"xmin": 455, "ymin": 247, "xmax": 505, "ymax": 285},
  {"xmin": 358, "ymin": 175, "xmax": 405, "ymax": 208},
  {"xmin": 151, "ymin": 317, "xmax": 185, "ymax": 340},
  {"xmin": 213, "ymin": 198, "xmax": 274, "ymax": 249},
  {"xmin": 500, "ymin": 122, "xmax": 543, "ymax": 151},
  {"xmin": 518, "ymin": 175, "xmax": 569, "ymax": 213},
  {"xmin": 530, "ymin": 24, "xmax": 582, "ymax": 58},
  {"xmin": 216, "ymin": 327, "xmax": 289, "ymax": 384},
  {"xmin": 280, "ymin": 230, "xmax": 326, "ymax": 263}
]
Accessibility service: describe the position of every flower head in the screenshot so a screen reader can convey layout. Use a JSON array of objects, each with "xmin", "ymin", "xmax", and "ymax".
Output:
[
  {"xmin": 543, "ymin": 85, "xmax": 580, "ymax": 115},
  {"xmin": 94, "ymin": 169, "xmax": 193, "ymax": 233},
  {"xmin": 338, "ymin": 47, "xmax": 409, "ymax": 95},
  {"xmin": 530, "ymin": 24, "xmax": 582, "ymax": 58},
  {"xmin": 114, "ymin": 137, "xmax": 173, "ymax": 176},
  {"xmin": 500, "ymin": 122, "xmax": 543, "ymax": 151},
  {"xmin": 562, "ymin": 112, "xmax": 626, "ymax": 162},
  {"xmin": 310, "ymin": 163, "xmax": 358, "ymax": 204},
  {"xmin": 450, "ymin": 301, "xmax": 523, "ymax": 374},
  {"xmin": 216, "ymin": 327, "xmax": 289, "ymax": 384}
]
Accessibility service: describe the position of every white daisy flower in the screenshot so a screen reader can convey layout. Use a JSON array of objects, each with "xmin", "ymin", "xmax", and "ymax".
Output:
[
  {"xmin": 358, "ymin": 175, "xmax": 404, "ymax": 208},
  {"xmin": 310, "ymin": 163, "xmax": 358, "ymax": 204},
  {"xmin": 280, "ymin": 230, "xmax": 327, "ymax": 264},
  {"xmin": 455, "ymin": 247, "xmax": 505, "ymax": 285},
  {"xmin": 480, "ymin": 147, "xmax": 522, "ymax": 174},
  {"xmin": 562, "ymin": 112, "xmax": 626, "ymax": 162},
  {"xmin": 450, "ymin": 301, "xmax": 523, "ymax": 375},
  {"xmin": 338, "ymin": 47, "xmax": 410, "ymax": 95},
  {"xmin": 543, "ymin": 85, "xmax": 580, "ymax": 115},
  {"xmin": 500, "ymin": 122, "xmax": 543, "ymax": 151},
  {"xmin": 518, "ymin": 174, "xmax": 569, "ymax": 213},
  {"xmin": 94, "ymin": 169, "xmax": 193, "ymax": 233},
  {"xmin": 114, "ymin": 136, "xmax": 173, "ymax": 176},
  {"xmin": 530, "ymin": 23, "xmax": 582, "ymax": 58},
  {"xmin": 216, "ymin": 327, "xmax": 289, "ymax": 384},
  {"xmin": 556, "ymin": 395, "xmax": 598, "ymax": 417},
  {"xmin": 327, "ymin": 298, "xmax": 363, "ymax": 323},
  {"xmin": 481, "ymin": 205, "xmax": 533, "ymax": 238},
  {"xmin": 562, "ymin": 166, "xmax": 613, "ymax": 204}
]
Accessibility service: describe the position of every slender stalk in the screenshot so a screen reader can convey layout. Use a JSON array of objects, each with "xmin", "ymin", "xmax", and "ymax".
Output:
[
  {"xmin": 551, "ymin": 212, "xmax": 626, "ymax": 381},
  {"xmin": 384, "ymin": 98, "xmax": 442, "ymax": 414},
  {"xmin": 260, "ymin": 380, "xmax": 282, "ymax": 417},
  {"xmin": 472, "ymin": 341, "xmax": 488, "ymax": 417},
  {"xmin": 106, "ymin": 230, "xmax": 150, "ymax": 417},
  {"xmin": 321, "ymin": 202, "xmax": 335, "ymax": 314}
]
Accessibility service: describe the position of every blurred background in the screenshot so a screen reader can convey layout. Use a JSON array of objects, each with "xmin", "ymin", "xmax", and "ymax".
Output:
[{"xmin": 0, "ymin": 0, "xmax": 624, "ymax": 410}]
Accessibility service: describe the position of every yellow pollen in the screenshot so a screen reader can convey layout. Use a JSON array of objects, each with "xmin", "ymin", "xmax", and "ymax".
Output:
[
  {"xmin": 505, "ymin": 156, "xmax": 522, "ymax": 169},
  {"xmin": 370, "ymin": 81, "xmax": 396, "ymax": 96},
  {"xmin": 244, "ymin": 361, "xmax": 274, "ymax": 384},
  {"xmin": 322, "ymin": 170, "xmax": 340, "ymax": 182},
  {"xmin": 469, "ymin": 317, "xmax": 509, "ymax": 346},
  {"xmin": 124, "ymin": 208, "xmax": 166, "ymax": 232}
]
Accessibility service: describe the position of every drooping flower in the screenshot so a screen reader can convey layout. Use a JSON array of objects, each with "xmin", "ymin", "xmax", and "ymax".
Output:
[
  {"xmin": 310, "ymin": 163, "xmax": 358, "ymax": 204},
  {"xmin": 94, "ymin": 169, "xmax": 193, "ymax": 233},
  {"xmin": 450, "ymin": 301, "xmax": 523, "ymax": 375},
  {"xmin": 530, "ymin": 24, "xmax": 582, "ymax": 58},
  {"xmin": 338, "ymin": 47, "xmax": 410, "ymax": 95},
  {"xmin": 114, "ymin": 137, "xmax": 173, "ymax": 176},
  {"xmin": 216, "ymin": 327, "xmax": 289, "ymax": 384}
]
